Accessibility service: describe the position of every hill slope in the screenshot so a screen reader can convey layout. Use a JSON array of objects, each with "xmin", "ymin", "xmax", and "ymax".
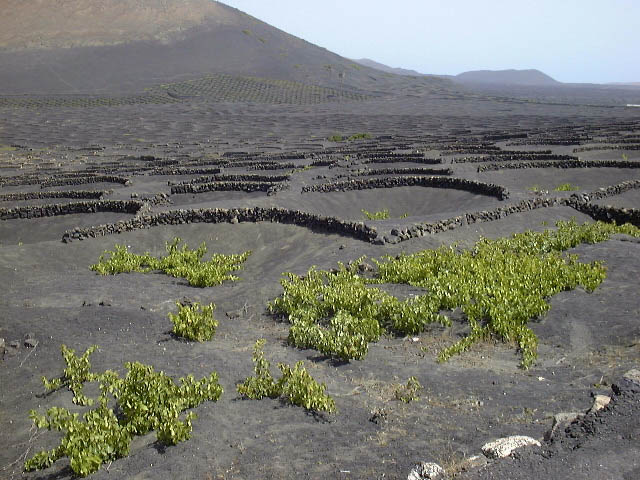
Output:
[
  {"xmin": 353, "ymin": 58, "xmax": 427, "ymax": 77},
  {"xmin": 455, "ymin": 69, "xmax": 560, "ymax": 86},
  {"xmin": 0, "ymin": 0, "xmax": 447, "ymax": 95}
]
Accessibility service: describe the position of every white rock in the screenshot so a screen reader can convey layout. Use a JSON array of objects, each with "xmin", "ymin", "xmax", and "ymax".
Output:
[
  {"xmin": 481, "ymin": 435, "xmax": 541, "ymax": 459},
  {"xmin": 407, "ymin": 461, "xmax": 445, "ymax": 480},
  {"xmin": 588, "ymin": 394, "xmax": 611, "ymax": 414}
]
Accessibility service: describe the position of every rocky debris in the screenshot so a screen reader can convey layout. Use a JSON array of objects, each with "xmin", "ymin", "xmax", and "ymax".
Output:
[
  {"xmin": 588, "ymin": 394, "xmax": 611, "ymax": 414},
  {"xmin": 570, "ymin": 202, "xmax": 640, "ymax": 227},
  {"xmin": 302, "ymin": 176, "xmax": 509, "ymax": 201},
  {"xmin": 0, "ymin": 337, "xmax": 5, "ymax": 360},
  {"xmin": 0, "ymin": 200, "xmax": 142, "ymax": 221},
  {"xmin": 407, "ymin": 462, "xmax": 445, "ymax": 480},
  {"xmin": 623, "ymin": 368, "xmax": 640, "ymax": 386},
  {"xmin": 459, "ymin": 455, "xmax": 488, "ymax": 472},
  {"xmin": 481, "ymin": 435, "xmax": 541, "ymax": 459},
  {"xmin": 61, "ymin": 207, "xmax": 379, "ymax": 243},
  {"xmin": 544, "ymin": 412, "xmax": 583, "ymax": 441}
]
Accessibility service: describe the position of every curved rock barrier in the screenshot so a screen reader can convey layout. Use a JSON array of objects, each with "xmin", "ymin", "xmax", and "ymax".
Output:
[
  {"xmin": 302, "ymin": 176, "xmax": 509, "ymax": 200},
  {"xmin": 40, "ymin": 175, "xmax": 130, "ymax": 188},
  {"xmin": 248, "ymin": 162, "xmax": 296, "ymax": 171},
  {"xmin": 170, "ymin": 181, "xmax": 287, "ymax": 195},
  {"xmin": 357, "ymin": 167, "xmax": 452, "ymax": 176},
  {"xmin": 172, "ymin": 174, "xmax": 290, "ymax": 186},
  {"xmin": 571, "ymin": 203, "xmax": 640, "ymax": 227},
  {"xmin": 574, "ymin": 144, "xmax": 640, "ymax": 152},
  {"xmin": 572, "ymin": 179, "xmax": 640, "ymax": 202},
  {"xmin": 382, "ymin": 197, "xmax": 562, "ymax": 243},
  {"xmin": 0, "ymin": 200, "xmax": 142, "ymax": 220},
  {"xmin": 61, "ymin": 207, "xmax": 379, "ymax": 243},
  {"xmin": 0, "ymin": 190, "xmax": 109, "ymax": 201},
  {"xmin": 154, "ymin": 166, "xmax": 222, "ymax": 176},
  {"xmin": 454, "ymin": 153, "xmax": 577, "ymax": 163},
  {"xmin": 477, "ymin": 159, "xmax": 640, "ymax": 172},
  {"xmin": 362, "ymin": 156, "xmax": 442, "ymax": 165}
]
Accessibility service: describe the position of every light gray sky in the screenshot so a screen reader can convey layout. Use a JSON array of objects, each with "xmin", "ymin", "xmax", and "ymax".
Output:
[{"xmin": 220, "ymin": 0, "xmax": 639, "ymax": 84}]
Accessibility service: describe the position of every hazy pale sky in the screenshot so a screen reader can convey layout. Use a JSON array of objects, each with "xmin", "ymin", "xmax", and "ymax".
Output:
[{"xmin": 221, "ymin": 0, "xmax": 639, "ymax": 84}]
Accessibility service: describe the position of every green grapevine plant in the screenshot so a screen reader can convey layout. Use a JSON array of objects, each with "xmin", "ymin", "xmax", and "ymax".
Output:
[
  {"xmin": 25, "ymin": 345, "xmax": 223, "ymax": 477},
  {"xmin": 237, "ymin": 340, "xmax": 336, "ymax": 413},
  {"xmin": 169, "ymin": 301, "xmax": 218, "ymax": 341},
  {"xmin": 270, "ymin": 220, "xmax": 640, "ymax": 368},
  {"xmin": 90, "ymin": 237, "xmax": 251, "ymax": 287}
]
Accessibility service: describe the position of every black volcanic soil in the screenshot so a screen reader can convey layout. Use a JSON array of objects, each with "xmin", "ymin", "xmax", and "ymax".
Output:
[{"xmin": 1, "ymin": 85, "xmax": 640, "ymax": 480}]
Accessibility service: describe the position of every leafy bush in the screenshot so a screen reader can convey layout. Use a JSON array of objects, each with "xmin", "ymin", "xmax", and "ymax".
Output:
[
  {"xmin": 269, "ymin": 262, "xmax": 449, "ymax": 361},
  {"xmin": 348, "ymin": 133, "xmax": 372, "ymax": 141},
  {"xmin": 237, "ymin": 340, "xmax": 336, "ymax": 413},
  {"xmin": 362, "ymin": 208, "xmax": 390, "ymax": 220},
  {"xmin": 328, "ymin": 134, "xmax": 344, "ymax": 142},
  {"xmin": 169, "ymin": 301, "xmax": 218, "ymax": 341},
  {"xmin": 554, "ymin": 183, "xmax": 579, "ymax": 191},
  {"xmin": 394, "ymin": 376, "xmax": 423, "ymax": 403},
  {"xmin": 25, "ymin": 345, "xmax": 223, "ymax": 477},
  {"xmin": 90, "ymin": 237, "xmax": 251, "ymax": 287},
  {"xmin": 42, "ymin": 345, "xmax": 99, "ymax": 406},
  {"xmin": 269, "ymin": 220, "xmax": 640, "ymax": 368}
]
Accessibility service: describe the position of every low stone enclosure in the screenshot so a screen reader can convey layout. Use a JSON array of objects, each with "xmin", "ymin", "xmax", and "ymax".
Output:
[
  {"xmin": 301, "ymin": 176, "xmax": 510, "ymax": 200},
  {"xmin": 477, "ymin": 159, "xmax": 640, "ymax": 172},
  {"xmin": 61, "ymin": 207, "xmax": 379, "ymax": 243},
  {"xmin": 0, "ymin": 200, "xmax": 142, "ymax": 220},
  {"xmin": 0, "ymin": 190, "xmax": 109, "ymax": 201}
]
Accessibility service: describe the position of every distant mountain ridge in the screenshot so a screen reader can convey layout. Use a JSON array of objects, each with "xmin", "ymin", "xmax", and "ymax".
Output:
[
  {"xmin": 454, "ymin": 69, "xmax": 560, "ymax": 86},
  {"xmin": 352, "ymin": 58, "xmax": 426, "ymax": 77}
]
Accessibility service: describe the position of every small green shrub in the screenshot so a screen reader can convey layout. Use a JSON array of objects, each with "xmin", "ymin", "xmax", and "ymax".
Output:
[
  {"xmin": 554, "ymin": 183, "xmax": 580, "ymax": 191},
  {"xmin": 236, "ymin": 339, "xmax": 280, "ymax": 399},
  {"xmin": 362, "ymin": 208, "xmax": 390, "ymax": 220},
  {"xmin": 328, "ymin": 134, "xmax": 344, "ymax": 142},
  {"xmin": 91, "ymin": 237, "xmax": 251, "ymax": 287},
  {"xmin": 169, "ymin": 301, "xmax": 217, "ymax": 341},
  {"xmin": 394, "ymin": 376, "xmax": 423, "ymax": 403},
  {"xmin": 25, "ymin": 346, "xmax": 223, "ymax": 477},
  {"xmin": 348, "ymin": 133, "xmax": 371, "ymax": 141},
  {"xmin": 42, "ymin": 345, "xmax": 99, "ymax": 406},
  {"xmin": 237, "ymin": 340, "xmax": 336, "ymax": 413}
]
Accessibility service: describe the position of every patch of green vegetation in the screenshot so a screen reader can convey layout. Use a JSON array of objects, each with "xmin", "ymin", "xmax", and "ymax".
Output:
[
  {"xmin": 527, "ymin": 185, "xmax": 545, "ymax": 193},
  {"xmin": 394, "ymin": 376, "xmax": 423, "ymax": 403},
  {"xmin": 26, "ymin": 345, "xmax": 222, "ymax": 477},
  {"xmin": 237, "ymin": 340, "xmax": 336, "ymax": 413},
  {"xmin": 269, "ymin": 261, "xmax": 449, "ymax": 361},
  {"xmin": 554, "ymin": 183, "xmax": 580, "ymax": 191},
  {"xmin": 242, "ymin": 29, "xmax": 252, "ymax": 35},
  {"xmin": 90, "ymin": 237, "xmax": 251, "ymax": 287},
  {"xmin": 0, "ymin": 144, "xmax": 17, "ymax": 152},
  {"xmin": 362, "ymin": 208, "xmax": 390, "ymax": 220},
  {"xmin": 328, "ymin": 134, "xmax": 344, "ymax": 142},
  {"xmin": 269, "ymin": 220, "xmax": 640, "ymax": 368},
  {"xmin": 348, "ymin": 133, "xmax": 372, "ymax": 141},
  {"xmin": 169, "ymin": 301, "xmax": 218, "ymax": 342}
]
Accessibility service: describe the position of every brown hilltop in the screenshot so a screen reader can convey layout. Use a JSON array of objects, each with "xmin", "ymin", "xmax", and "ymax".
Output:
[
  {"xmin": 0, "ymin": 0, "xmax": 237, "ymax": 50},
  {"xmin": 0, "ymin": 0, "xmax": 449, "ymax": 95}
]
